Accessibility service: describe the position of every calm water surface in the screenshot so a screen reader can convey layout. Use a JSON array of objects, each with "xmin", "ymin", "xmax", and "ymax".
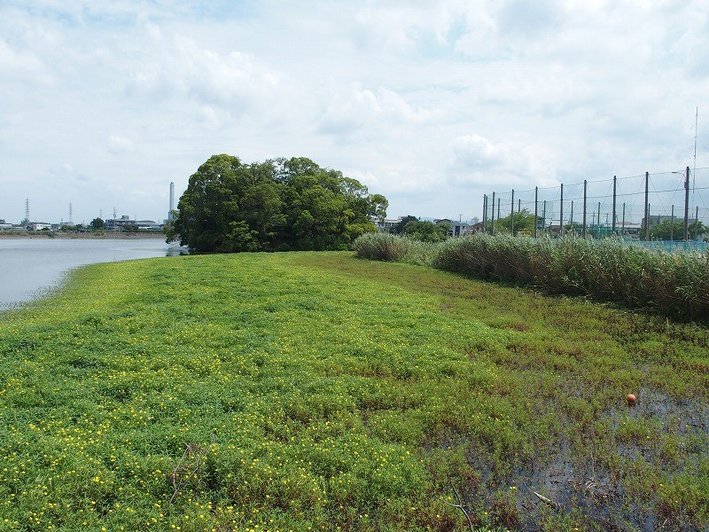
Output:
[{"xmin": 0, "ymin": 238, "xmax": 184, "ymax": 309}]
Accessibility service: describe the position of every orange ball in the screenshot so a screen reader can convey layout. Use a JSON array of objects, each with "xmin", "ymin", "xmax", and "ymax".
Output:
[{"xmin": 626, "ymin": 393, "xmax": 637, "ymax": 406}]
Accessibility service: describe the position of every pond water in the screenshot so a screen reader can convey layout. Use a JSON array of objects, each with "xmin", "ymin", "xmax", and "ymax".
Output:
[{"xmin": 0, "ymin": 237, "xmax": 185, "ymax": 310}]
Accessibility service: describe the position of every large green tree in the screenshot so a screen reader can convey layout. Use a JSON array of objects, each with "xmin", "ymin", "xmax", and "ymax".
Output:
[
  {"xmin": 89, "ymin": 217, "xmax": 105, "ymax": 231},
  {"xmin": 492, "ymin": 209, "xmax": 539, "ymax": 236},
  {"xmin": 403, "ymin": 220, "xmax": 450, "ymax": 242},
  {"xmin": 392, "ymin": 215, "xmax": 418, "ymax": 235},
  {"xmin": 649, "ymin": 220, "xmax": 708, "ymax": 241},
  {"xmin": 169, "ymin": 154, "xmax": 387, "ymax": 252}
]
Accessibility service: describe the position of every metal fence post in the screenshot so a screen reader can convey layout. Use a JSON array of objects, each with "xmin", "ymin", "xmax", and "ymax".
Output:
[
  {"xmin": 671, "ymin": 204, "xmax": 675, "ymax": 243},
  {"xmin": 644, "ymin": 171, "xmax": 650, "ymax": 240},
  {"xmin": 533, "ymin": 186, "xmax": 538, "ymax": 238},
  {"xmin": 510, "ymin": 189, "xmax": 515, "ymax": 236},
  {"xmin": 582, "ymin": 180, "xmax": 587, "ymax": 238},
  {"xmin": 611, "ymin": 176, "xmax": 618, "ymax": 234},
  {"xmin": 491, "ymin": 191, "xmax": 496, "ymax": 235},
  {"xmin": 560, "ymin": 183, "xmax": 564, "ymax": 237},
  {"xmin": 684, "ymin": 166, "xmax": 690, "ymax": 241}
]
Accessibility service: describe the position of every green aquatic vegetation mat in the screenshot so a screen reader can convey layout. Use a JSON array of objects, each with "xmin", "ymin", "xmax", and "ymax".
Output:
[{"xmin": 0, "ymin": 252, "xmax": 706, "ymax": 530}]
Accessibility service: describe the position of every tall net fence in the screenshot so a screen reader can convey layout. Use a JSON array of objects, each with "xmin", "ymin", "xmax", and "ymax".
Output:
[{"xmin": 482, "ymin": 167, "xmax": 709, "ymax": 243}]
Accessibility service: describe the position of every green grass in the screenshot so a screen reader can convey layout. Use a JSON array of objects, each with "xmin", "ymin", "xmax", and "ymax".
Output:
[
  {"xmin": 0, "ymin": 252, "xmax": 707, "ymax": 530},
  {"xmin": 354, "ymin": 233, "xmax": 709, "ymax": 321}
]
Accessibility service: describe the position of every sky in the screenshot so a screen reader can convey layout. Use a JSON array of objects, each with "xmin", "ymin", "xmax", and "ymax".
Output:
[{"xmin": 1, "ymin": 0, "xmax": 708, "ymax": 225}]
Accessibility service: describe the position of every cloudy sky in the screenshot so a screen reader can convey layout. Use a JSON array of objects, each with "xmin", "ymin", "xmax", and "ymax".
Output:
[{"xmin": 1, "ymin": 0, "xmax": 708, "ymax": 224}]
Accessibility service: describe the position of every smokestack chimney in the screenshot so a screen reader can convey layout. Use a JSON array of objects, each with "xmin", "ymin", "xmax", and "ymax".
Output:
[{"xmin": 168, "ymin": 182, "xmax": 175, "ymax": 221}]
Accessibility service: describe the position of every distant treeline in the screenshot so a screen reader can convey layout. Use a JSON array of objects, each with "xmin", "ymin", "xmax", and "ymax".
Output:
[{"xmin": 167, "ymin": 154, "xmax": 388, "ymax": 252}]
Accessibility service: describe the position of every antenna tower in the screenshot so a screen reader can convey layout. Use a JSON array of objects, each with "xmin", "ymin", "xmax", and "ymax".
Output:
[
  {"xmin": 69, "ymin": 202, "xmax": 73, "ymax": 224},
  {"xmin": 25, "ymin": 198, "xmax": 30, "ymax": 222}
]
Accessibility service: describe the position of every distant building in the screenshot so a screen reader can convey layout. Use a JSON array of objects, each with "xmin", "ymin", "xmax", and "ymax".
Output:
[
  {"xmin": 376, "ymin": 217, "xmax": 403, "ymax": 232},
  {"xmin": 434, "ymin": 219, "xmax": 472, "ymax": 237},
  {"xmin": 168, "ymin": 181, "xmax": 176, "ymax": 222},
  {"xmin": 641, "ymin": 215, "xmax": 696, "ymax": 228},
  {"xmin": 28, "ymin": 222, "xmax": 52, "ymax": 231},
  {"xmin": 618, "ymin": 222, "xmax": 642, "ymax": 236},
  {"xmin": 470, "ymin": 221, "xmax": 485, "ymax": 233},
  {"xmin": 105, "ymin": 215, "xmax": 161, "ymax": 231}
]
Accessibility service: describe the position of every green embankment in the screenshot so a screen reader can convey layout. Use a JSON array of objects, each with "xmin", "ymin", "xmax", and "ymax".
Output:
[{"xmin": 0, "ymin": 253, "xmax": 706, "ymax": 530}]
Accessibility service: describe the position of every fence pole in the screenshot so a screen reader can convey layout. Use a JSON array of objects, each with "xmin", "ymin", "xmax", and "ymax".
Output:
[
  {"xmin": 611, "ymin": 176, "xmax": 618, "ymax": 234},
  {"xmin": 597, "ymin": 201, "xmax": 601, "ymax": 238},
  {"xmin": 684, "ymin": 166, "xmax": 690, "ymax": 241},
  {"xmin": 570, "ymin": 200, "xmax": 574, "ymax": 233},
  {"xmin": 534, "ymin": 187, "xmax": 538, "ymax": 238},
  {"xmin": 491, "ymin": 192, "xmax": 496, "ymax": 235},
  {"xmin": 510, "ymin": 189, "xmax": 515, "ymax": 236},
  {"xmin": 622, "ymin": 203, "xmax": 626, "ymax": 236},
  {"xmin": 497, "ymin": 198, "xmax": 501, "ymax": 227},
  {"xmin": 482, "ymin": 195, "xmax": 487, "ymax": 233},
  {"xmin": 582, "ymin": 179, "xmax": 587, "ymax": 238},
  {"xmin": 671, "ymin": 204, "xmax": 674, "ymax": 242},
  {"xmin": 644, "ymin": 171, "xmax": 650, "ymax": 240},
  {"xmin": 560, "ymin": 183, "xmax": 564, "ymax": 237},
  {"xmin": 542, "ymin": 200, "xmax": 547, "ymax": 235}
]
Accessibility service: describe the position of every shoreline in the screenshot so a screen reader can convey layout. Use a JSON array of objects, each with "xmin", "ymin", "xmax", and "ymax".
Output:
[{"xmin": 0, "ymin": 231, "xmax": 167, "ymax": 240}]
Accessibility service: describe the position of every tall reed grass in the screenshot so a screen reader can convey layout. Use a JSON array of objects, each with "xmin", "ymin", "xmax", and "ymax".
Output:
[
  {"xmin": 354, "ymin": 233, "xmax": 709, "ymax": 321},
  {"xmin": 352, "ymin": 233, "xmax": 438, "ymax": 265}
]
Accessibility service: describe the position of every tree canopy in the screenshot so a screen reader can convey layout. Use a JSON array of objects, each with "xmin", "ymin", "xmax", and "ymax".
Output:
[
  {"xmin": 167, "ymin": 154, "xmax": 388, "ymax": 252},
  {"xmin": 90, "ymin": 218, "xmax": 105, "ymax": 230},
  {"xmin": 492, "ymin": 209, "xmax": 539, "ymax": 235},
  {"xmin": 649, "ymin": 220, "xmax": 708, "ymax": 241},
  {"xmin": 403, "ymin": 220, "xmax": 450, "ymax": 242}
]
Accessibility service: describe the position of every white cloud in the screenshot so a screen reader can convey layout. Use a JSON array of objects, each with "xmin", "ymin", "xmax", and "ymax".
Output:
[
  {"xmin": 450, "ymin": 134, "xmax": 559, "ymax": 188},
  {"xmin": 107, "ymin": 135, "xmax": 134, "ymax": 154},
  {"xmin": 317, "ymin": 86, "xmax": 435, "ymax": 137},
  {"xmin": 1, "ymin": 0, "xmax": 708, "ymax": 222},
  {"xmin": 0, "ymin": 38, "xmax": 49, "ymax": 81},
  {"xmin": 126, "ymin": 35, "xmax": 281, "ymax": 111}
]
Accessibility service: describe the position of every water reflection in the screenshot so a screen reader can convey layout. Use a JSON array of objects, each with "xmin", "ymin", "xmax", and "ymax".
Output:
[{"xmin": 0, "ymin": 237, "xmax": 188, "ymax": 309}]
